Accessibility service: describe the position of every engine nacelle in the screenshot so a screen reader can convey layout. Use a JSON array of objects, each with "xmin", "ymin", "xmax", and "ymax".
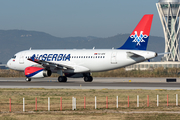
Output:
[{"xmin": 25, "ymin": 66, "xmax": 52, "ymax": 78}]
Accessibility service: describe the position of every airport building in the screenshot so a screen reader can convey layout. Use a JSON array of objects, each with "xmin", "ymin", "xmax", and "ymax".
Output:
[
  {"xmin": 126, "ymin": 0, "xmax": 180, "ymax": 71},
  {"xmin": 125, "ymin": 62, "xmax": 180, "ymax": 71},
  {"xmin": 156, "ymin": 0, "xmax": 180, "ymax": 61}
]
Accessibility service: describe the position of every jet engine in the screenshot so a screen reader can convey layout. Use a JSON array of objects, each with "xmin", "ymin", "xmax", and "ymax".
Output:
[{"xmin": 25, "ymin": 66, "xmax": 52, "ymax": 78}]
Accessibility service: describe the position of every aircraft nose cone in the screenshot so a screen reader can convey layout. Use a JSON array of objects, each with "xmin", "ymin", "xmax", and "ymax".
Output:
[{"xmin": 7, "ymin": 60, "xmax": 11, "ymax": 68}]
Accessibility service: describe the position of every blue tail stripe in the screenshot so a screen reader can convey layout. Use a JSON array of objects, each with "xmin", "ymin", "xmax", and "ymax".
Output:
[{"xmin": 117, "ymin": 36, "xmax": 149, "ymax": 50}]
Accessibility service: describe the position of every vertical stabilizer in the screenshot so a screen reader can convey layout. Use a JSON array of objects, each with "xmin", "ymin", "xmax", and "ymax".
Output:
[{"xmin": 118, "ymin": 14, "xmax": 153, "ymax": 50}]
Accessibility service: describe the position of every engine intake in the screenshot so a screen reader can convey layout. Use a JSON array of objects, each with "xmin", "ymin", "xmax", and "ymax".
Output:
[{"xmin": 43, "ymin": 69, "xmax": 52, "ymax": 77}]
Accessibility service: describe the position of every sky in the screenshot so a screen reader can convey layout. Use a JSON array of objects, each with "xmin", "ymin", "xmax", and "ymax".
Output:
[{"xmin": 0, "ymin": 0, "xmax": 163, "ymax": 38}]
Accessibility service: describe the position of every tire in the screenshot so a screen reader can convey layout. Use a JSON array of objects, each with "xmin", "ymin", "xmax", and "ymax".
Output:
[
  {"xmin": 84, "ymin": 76, "xmax": 93, "ymax": 82},
  {"xmin": 25, "ymin": 78, "xmax": 31, "ymax": 82},
  {"xmin": 89, "ymin": 76, "xmax": 93, "ymax": 82},
  {"xmin": 84, "ymin": 77, "xmax": 89, "ymax": 82},
  {"xmin": 63, "ymin": 76, "xmax": 67, "ymax": 82},
  {"xmin": 58, "ymin": 76, "xmax": 67, "ymax": 82}
]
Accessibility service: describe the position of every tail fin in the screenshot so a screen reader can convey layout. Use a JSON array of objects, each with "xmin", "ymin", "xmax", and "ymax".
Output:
[{"xmin": 118, "ymin": 14, "xmax": 153, "ymax": 50}]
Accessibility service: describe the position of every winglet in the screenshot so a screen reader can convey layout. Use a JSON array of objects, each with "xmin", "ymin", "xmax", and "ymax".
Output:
[{"xmin": 30, "ymin": 54, "xmax": 35, "ymax": 61}]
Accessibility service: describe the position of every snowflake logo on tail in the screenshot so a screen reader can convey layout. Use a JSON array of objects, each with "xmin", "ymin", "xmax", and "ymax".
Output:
[{"xmin": 131, "ymin": 31, "xmax": 148, "ymax": 46}]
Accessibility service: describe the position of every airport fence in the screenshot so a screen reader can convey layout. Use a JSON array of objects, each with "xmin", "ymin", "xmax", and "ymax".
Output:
[{"xmin": 0, "ymin": 94, "xmax": 179, "ymax": 112}]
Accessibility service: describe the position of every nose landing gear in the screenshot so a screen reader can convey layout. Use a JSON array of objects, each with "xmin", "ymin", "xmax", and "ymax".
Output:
[{"xmin": 25, "ymin": 78, "xmax": 31, "ymax": 82}]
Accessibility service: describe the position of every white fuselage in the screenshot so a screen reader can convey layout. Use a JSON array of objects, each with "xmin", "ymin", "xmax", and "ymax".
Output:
[{"xmin": 7, "ymin": 49, "xmax": 156, "ymax": 73}]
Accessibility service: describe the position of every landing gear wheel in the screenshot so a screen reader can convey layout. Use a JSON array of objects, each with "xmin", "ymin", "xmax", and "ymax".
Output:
[
  {"xmin": 25, "ymin": 78, "xmax": 31, "ymax": 82},
  {"xmin": 84, "ymin": 76, "xmax": 93, "ymax": 82},
  {"xmin": 58, "ymin": 76, "xmax": 67, "ymax": 82}
]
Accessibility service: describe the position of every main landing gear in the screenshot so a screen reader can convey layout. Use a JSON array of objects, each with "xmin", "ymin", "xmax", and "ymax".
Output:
[
  {"xmin": 84, "ymin": 76, "xmax": 93, "ymax": 82},
  {"xmin": 58, "ymin": 76, "xmax": 67, "ymax": 82},
  {"xmin": 25, "ymin": 78, "xmax": 31, "ymax": 82},
  {"xmin": 57, "ymin": 75, "xmax": 93, "ymax": 82}
]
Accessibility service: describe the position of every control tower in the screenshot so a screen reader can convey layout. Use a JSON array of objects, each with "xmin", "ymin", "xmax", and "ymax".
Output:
[{"xmin": 156, "ymin": 0, "xmax": 180, "ymax": 61}]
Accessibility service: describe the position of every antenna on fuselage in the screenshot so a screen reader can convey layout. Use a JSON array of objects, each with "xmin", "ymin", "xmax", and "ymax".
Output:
[
  {"xmin": 93, "ymin": 47, "xmax": 95, "ymax": 49},
  {"xmin": 29, "ymin": 47, "xmax": 32, "ymax": 50}
]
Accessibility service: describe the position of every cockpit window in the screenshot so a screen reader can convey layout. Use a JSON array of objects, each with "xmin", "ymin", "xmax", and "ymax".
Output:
[{"xmin": 12, "ymin": 55, "xmax": 16, "ymax": 59}]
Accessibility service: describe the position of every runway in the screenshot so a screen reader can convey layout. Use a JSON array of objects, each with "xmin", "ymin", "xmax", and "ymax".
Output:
[{"xmin": 0, "ymin": 77, "xmax": 180, "ymax": 90}]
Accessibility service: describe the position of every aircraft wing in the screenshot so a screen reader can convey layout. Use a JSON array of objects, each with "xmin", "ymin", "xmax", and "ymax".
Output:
[{"xmin": 28, "ymin": 55, "xmax": 74, "ymax": 70}]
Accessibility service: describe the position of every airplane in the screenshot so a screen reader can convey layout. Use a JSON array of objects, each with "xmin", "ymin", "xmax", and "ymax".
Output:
[{"xmin": 7, "ymin": 14, "xmax": 158, "ymax": 82}]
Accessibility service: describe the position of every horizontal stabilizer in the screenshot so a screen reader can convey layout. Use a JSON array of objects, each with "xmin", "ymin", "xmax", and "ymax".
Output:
[
  {"xmin": 158, "ymin": 52, "xmax": 171, "ymax": 56},
  {"xmin": 127, "ymin": 51, "xmax": 143, "ymax": 58}
]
